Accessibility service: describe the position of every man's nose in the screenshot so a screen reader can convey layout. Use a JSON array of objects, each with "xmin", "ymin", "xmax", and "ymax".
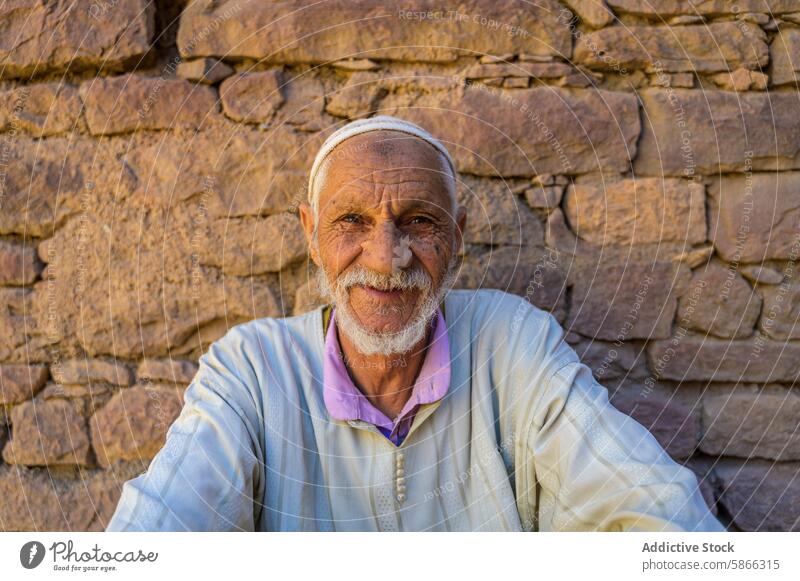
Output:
[{"xmin": 360, "ymin": 221, "xmax": 411, "ymax": 274}]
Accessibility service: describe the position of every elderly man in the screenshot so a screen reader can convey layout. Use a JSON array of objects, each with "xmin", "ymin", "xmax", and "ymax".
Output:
[{"xmin": 107, "ymin": 116, "xmax": 723, "ymax": 532}]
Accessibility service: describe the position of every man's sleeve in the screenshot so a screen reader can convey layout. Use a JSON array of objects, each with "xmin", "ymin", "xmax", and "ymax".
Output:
[
  {"xmin": 509, "ymin": 309, "xmax": 724, "ymax": 532},
  {"xmin": 106, "ymin": 331, "xmax": 265, "ymax": 531}
]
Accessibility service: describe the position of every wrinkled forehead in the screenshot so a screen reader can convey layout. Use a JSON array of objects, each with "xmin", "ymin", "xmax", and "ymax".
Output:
[{"xmin": 317, "ymin": 130, "xmax": 454, "ymax": 213}]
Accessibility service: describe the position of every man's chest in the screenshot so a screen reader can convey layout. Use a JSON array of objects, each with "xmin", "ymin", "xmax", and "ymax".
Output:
[{"xmin": 257, "ymin": 378, "xmax": 521, "ymax": 531}]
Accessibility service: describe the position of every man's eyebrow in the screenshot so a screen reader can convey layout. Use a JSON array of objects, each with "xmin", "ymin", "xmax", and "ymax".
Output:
[
  {"xmin": 398, "ymin": 199, "xmax": 450, "ymax": 215},
  {"xmin": 322, "ymin": 191, "xmax": 449, "ymax": 211},
  {"xmin": 324, "ymin": 198, "xmax": 449, "ymax": 217},
  {"xmin": 323, "ymin": 201, "xmax": 364, "ymax": 216}
]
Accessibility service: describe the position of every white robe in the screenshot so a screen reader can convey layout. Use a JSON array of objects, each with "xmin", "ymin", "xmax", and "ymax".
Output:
[{"xmin": 107, "ymin": 289, "xmax": 724, "ymax": 532}]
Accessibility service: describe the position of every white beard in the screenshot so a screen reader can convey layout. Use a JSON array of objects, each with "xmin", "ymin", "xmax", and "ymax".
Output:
[{"xmin": 316, "ymin": 254, "xmax": 459, "ymax": 356}]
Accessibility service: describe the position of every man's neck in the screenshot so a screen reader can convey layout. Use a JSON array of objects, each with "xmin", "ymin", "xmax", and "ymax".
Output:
[{"xmin": 336, "ymin": 323, "xmax": 431, "ymax": 420}]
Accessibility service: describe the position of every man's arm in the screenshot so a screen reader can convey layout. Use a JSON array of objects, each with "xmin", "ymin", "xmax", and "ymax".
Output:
[
  {"xmin": 524, "ymin": 359, "xmax": 724, "ymax": 531},
  {"xmin": 504, "ymin": 302, "xmax": 723, "ymax": 532},
  {"xmin": 106, "ymin": 328, "xmax": 265, "ymax": 531}
]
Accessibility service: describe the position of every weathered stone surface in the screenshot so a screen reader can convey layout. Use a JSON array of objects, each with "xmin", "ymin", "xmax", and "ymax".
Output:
[
  {"xmin": 563, "ymin": 0, "xmax": 614, "ymax": 28},
  {"xmin": 563, "ymin": 178, "xmax": 706, "ymax": 246},
  {"xmin": 0, "ymin": 289, "xmax": 46, "ymax": 363},
  {"xmin": 0, "ymin": 462, "xmax": 142, "ymax": 531},
  {"xmin": 177, "ymin": 58, "xmax": 234, "ymax": 84},
  {"xmin": 0, "ymin": 287, "xmax": 30, "ymax": 314},
  {"xmin": 325, "ymin": 72, "xmax": 388, "ymax": 119},
  {"xmin": 382, "ymin": 84, "xmax": 641, "ymax": 177},
  {"xmin": 293, "ymin": 277, "xmax": 327, "ymax": 316},
  {"xmin": 568, "ymin": 261, "xmax": 690, "ymax": 340},
  {"xmin": 760, "ymin": 282, "xmax": 800, "ymax": 340},
  {"xmin": 710, "ymin": 68, "xmax": 769, "ymax": 91},
  {"xmin": 0, "ymin": 138, "xmax": 96, "ymax": 237},
  {"xmin": 741, "ymin": 265, "xmax": 784, "ymax": 285},
  {"xmin": 331, "ymin": 58, "xmax": 381, "ymax": 71},
  {"xmin": 673, "ymin": 245, "xmax": 714, "ymax": 269},
  {"xmin": 556, "ymin": 71, "xmax": 595, "ymax": 88},
  {"xmin": 575, "ymin": 23, "xmax": 768, "ymax": 73},
  {"xmin": 546, "ymin": 206, "xmax": 701, "ymax": 266},
  {"xmin": 122, "ymin": 137, "xmax": 215, "ymax": 204},
  {"xmin": 635, "ymin": 90, "xmax": 800, "ymax": 176},
  {"xmin": 708, "ymin": 172, "xmax": 800, "ymax": 263},
  {"xmin": 81, "ymin": 468, "xmax": 138, "ymax": 531},
  {"xmin": 677, "ymin": 262, "xmax": 762, "ymax": 339},
  {"xmin": 199, "ymin": 213, "xmax": 308, "ymax": 275},
  {"xmin": 457, "ymin": 245, "xmax": 566, "ymax": 318},
  {"xmin": 458, "ymin": 177, "xmax": 543, "ymax": 246},
  {"xmin": 0, "ymin": 83, "xmax": 83, "ymax": 136},
  {"xmin": 648, "ymin": 335, "xmax": 800, "ymax": 382},
  {"xmin": 742, "ymin": 13, "xmax": 771, "ymax": 24},
  {"xmin": 124, "ymin": 130, "xmax": 317, "ymax": 216},
  {"xmin": 328, "ymin": 74, "xmax": 462, "ymax": 119},
  {"xmin": 80, "ymin": 75, "xmax": 218, "ymax": 135},
  {"xmin": 480, "ymin": 54, "xmax": 515, "ymax": 64},
  {"xmin": 685, "ymin": 459, "xmax": 719, "ymax": 517},
  {"xmin": 0, "ymin": 465, "xmax": 91, "ymax": 530},
  {"xmin": 771, "ymin": 29, "xmax": 800, "ymax": 86},
  {"xmin": 464, "ymin": 62, "xmax": 576, "ymax": 80},
  {"xmin": 274, "ymin": 73, "xmax": 328, "ymax": 131},
  {"xmin": 178, "ymin": 0, "xmax": 572, "ymax": 63},
  {"xmin": 701, "ymin": 385, "xmax": 800, "ymax": 461},
  {"xmin": 40, "ymin": 382, "xmax": 113, "ymax": 414},
  {"xmin": 51, "ymin": 359, "xmax": 133, "ymax": 386},
  {"xmin": 505, "ymin": 77, "xmax": 528, "ymax": 89},
  {"xmin": 610, "ymin": 381, "xmax": 701, "ymax": 459},
  {"xmin": 30, "ymin": 202, "xmax": 283, "ymax": 360},
  {"xmin": 0, "ymin": 0, "xmax": 154, "ymax": 80},
  {"xmin": 220, "ymin": 71, "xmax": 285, "ymax": 124},
  {"xmin": 569, "ymin": 338, "xmax": 650, "ymax": 382},
  {"xmin": 525, "ymin": 185, "xmax": 564, "ymax": 210},
  {"xmin": 0, "ymin": 365, "xmax": 48, "ymax": 405},
  {"xmin": 716, "ymin": 460, "xmax": 800, "ymax": 531},
  {"xmin": 652, "ymin": 72, "xmax": 694, "ymax": 89},
  {"xmin": 40, "ymin": 382, "xmax": 106, "ymax": 400},
  {"xmin": 0, "ymin": 240, "xmax": 41, "ymax": 285},
  {"xmin": 90, "ymin": 384, "xmax": 184, "ymax": 468},
  {"xmin": 137, "ymin": 358, "xmax": 198, "ymax": 384},
  {"xmin": 3, "ymin": 399, "xmax": 92, "ymax": 466},
  {"xmin": 606, "ymin": 0, "xmax": 798, "ymax": 17},
  {"xmin": 666, "ymin": 16, "xmax": 705, "ymax": 25}
]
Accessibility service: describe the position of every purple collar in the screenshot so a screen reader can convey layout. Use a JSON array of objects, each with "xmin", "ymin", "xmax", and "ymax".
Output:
[{"xmin": 322, "ymin": 307, "xmax": 451, "ymax": 442}]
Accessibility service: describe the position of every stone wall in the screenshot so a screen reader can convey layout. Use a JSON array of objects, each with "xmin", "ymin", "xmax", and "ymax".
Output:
[{"xmin": 1, "ymin": 0, "xmax": 799, "ymax": 531}]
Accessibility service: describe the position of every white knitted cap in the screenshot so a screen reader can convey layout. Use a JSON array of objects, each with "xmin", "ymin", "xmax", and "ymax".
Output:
[{"xmin": 307, "ymin": 115, "xmax": 457, "ymax": 212}]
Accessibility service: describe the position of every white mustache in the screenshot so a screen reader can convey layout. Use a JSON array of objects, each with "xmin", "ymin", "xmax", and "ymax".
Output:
[
  {"xmin": 315, "ymin": 253, "xmax": 459, "ymax": 356},
  {"xmin": 336, "ymin": 264, "xmax": 432, "ymax": 293}
]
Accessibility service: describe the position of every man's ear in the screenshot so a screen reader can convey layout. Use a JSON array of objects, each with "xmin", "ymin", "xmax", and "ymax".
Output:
[
  {"xmin": 454, "ymin": 204, "xmax": 467, "ymax": 254},
  {"xmin": 298, "ymin": 202, "xmax": 321, "ymax": 266}
]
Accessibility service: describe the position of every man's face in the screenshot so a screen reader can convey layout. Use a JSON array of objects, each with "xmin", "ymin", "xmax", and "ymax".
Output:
[{"xmin": 299, "ymin": 130, "xmax": 466, "ymax": 355}]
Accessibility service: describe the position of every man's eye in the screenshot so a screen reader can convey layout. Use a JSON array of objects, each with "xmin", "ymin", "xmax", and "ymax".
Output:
[
  {"xmin": 409, "ymin": 216, "xmax": 433, "ymax": 225},
  {"xmin": 340, "ymin": 214, "xmax": 362, "ymax": 224}
]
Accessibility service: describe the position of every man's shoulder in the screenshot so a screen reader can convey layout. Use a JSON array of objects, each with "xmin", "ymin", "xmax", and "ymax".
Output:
[
  {"xmin": 447, "ymin": 288, "xmax": 576, "ymax": 369},
  {"xmin": 202, "ymin": 306, "xmax": 324, "ymax": 365}
]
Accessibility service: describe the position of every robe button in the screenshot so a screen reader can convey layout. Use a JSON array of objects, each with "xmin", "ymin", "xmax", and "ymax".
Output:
[
  {"xmin": 396, "ymin": 468, "xmax": 405, "ymax": 477},
  {"xmin": 397, "ymin": 493, "xmax": 406, "ymax": 503}
]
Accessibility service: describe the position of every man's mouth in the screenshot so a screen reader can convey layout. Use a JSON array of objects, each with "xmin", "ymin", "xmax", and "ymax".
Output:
[{"xmin": 351, "ymin": 284, "xmax": 408, "ymax": 300}]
